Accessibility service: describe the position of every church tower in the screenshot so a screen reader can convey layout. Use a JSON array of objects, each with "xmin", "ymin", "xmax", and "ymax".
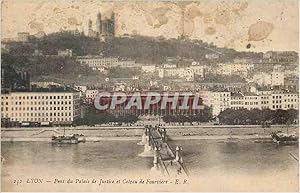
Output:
[
  {"xmin": 87, "ymin": 19, "xmax": 93, "ymax": 37},
  {"xmin": 96, "ymin": 12, "xmax": 102, "ymax": 34},
  {"xmin": 110, "ymin": 12, "xmax": 115, "ymax": 36}
]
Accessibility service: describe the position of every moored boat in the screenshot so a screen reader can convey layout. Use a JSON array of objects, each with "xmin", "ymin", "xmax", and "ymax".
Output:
[
  {"xmin": 271, "ymin": 131, "xmax": 298, "ymax": 145},
  {"xmin": 51, "ymin": 127, "xmax": 85, "ymax": 144}
]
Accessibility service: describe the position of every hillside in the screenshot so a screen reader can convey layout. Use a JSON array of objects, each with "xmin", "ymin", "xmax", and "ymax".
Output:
[
  {"xmin": 2, "ymin": 32, "xmax": 264, "ymax": 84},
  {"xmin": 1, "ymin": 53, "xmax": 105, "ymax": 86},
  {"xmin": 5, "ymin": 32, "xmax": 263, "ymax": 64}
]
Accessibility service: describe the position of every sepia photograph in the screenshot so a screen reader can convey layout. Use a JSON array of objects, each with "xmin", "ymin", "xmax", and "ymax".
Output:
[{"xmin": 1, "ymin": 0, "xmax": 299, "ymax": 192}]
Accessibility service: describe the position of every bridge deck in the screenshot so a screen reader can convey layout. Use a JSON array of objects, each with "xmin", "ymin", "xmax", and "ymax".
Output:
[{"xmin": 148, "ymin": 128, "xmax": 188, "ymax": 177}]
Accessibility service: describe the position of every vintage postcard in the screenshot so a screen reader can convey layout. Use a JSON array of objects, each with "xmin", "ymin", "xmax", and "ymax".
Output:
[{"xmin": 1, "ymin": 0, "xmax": 299, "ymax": 192}]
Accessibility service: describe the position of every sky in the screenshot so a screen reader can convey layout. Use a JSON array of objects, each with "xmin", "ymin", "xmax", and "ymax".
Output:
[{"xmin": 1, "ymin": 0, "xmax": 299, "ymax": 52}]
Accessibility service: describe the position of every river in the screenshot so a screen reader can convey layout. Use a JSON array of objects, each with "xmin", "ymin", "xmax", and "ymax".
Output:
[{"xmin": 1, "ymin": 139, "xmax": 298, "ymax": 191}]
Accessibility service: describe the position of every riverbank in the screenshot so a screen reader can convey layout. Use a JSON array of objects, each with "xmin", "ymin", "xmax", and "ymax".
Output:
[{"xmin": 1, "ymin": 125, "xmax": 298, "ymax": 142}]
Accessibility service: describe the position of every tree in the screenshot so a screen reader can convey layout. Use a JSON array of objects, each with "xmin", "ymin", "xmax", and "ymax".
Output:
[{"xmin": 218, "ymin": 108, "xmax": 298, "ymax": 125}]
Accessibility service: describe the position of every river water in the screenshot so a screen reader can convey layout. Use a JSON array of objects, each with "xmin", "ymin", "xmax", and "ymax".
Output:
[{"xmin": 1, "ymin": 140, "xmax": 299, "ymax": 191}]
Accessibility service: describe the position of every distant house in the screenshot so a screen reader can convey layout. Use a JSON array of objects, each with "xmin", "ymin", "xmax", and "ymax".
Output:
[
  {"xmin": 17, "ymin": 32, "xmax": 30, "ymax": 42},
  {"xmin": 58, "ymin": 49, "xmax": 73, "ymax": 57}
]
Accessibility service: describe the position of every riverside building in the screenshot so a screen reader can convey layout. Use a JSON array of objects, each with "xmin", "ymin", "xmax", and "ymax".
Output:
[
  {"xmin": 205, "ymin": 89, "xmax": 298, "ymax": 117},
  {"xmin": 1, "ymin": 91, "xmax": 80, "ymax": 125}
]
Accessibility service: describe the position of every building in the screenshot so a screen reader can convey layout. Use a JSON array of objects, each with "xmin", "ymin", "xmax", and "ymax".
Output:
[
  {"xmin": 263, "ymin": 51, "xmax": 298, "ymax": 63},
  {"xmin": 115, "ymin": 60, "xmax": 140, "ymax": 68},
  {"xmin": 76, "ymin": 56, "xmax": 118, "ymax": 70},
  {"xmin": 1, "ymin": 68, "xmax": 31, "ymax": 92},
  {"xmin": 183, "ymin": 67, "xmax": 194, "ymax": 81},
  {"xmin": 205, "ymin": 53, "xmax": 219, "ymax": 60},
  {"xmin": 259, "ymin": 91, "xmax": 272, "ymax": 109},
  {"xmin": 33, "ymin": 49, "xmax": 43, "ymax": 56},
  {"xmin": 158, "ymin": 67, "xmax": 195, "ymax": 82},
  {"xmin": 190, "ymin": 64, "xmax": 205, "ymax": 78},
  {"xmin": 85, "ymin": 89, "xmax": 99, "ymax": 99},
  {"xmin": 271, "ymin": 65, "xmax": 285, "ymax": 86},
  {"xmin": 76, "ymin": 56, "xmax": 139, "ymax": 71},
  {"xmin": 250, "ymin": 72, "xmax": 272, "ymax": 86},
  {"xmin": 58, "ymin": 49, "xmax": 73, "ymax": 57},
  {"xmin": 243, "ymin": 92, "xmax": 260, "ymax": 110},
  {"xmin": 31, "ymin": 81, "xmax": 61, "ymax": 88},
  {"xmin": 17, "ymin": 32, "xmax": 30, "ymax": 42},
  {"xmin": 87, "ymin": 12, "xmax": 115, "ymax": 41},
  {"xmin": 230, "ymin": 92, "xmax": 244, "ymax": 110},
  {"xmin": 95, "ymin": 91, "xmax": 204, "ymax": 116},
  {"xmin": 34, "ymin": 31, "xmax": 46, "ymax": 39},
  {"xmin": 214, "ymin": 63, "xmax": 253, "ymax": 77},
  {"xmin": 202, "ymin": 88, "xmax": 298, "ymax": 117},
  {"xmin": 87, "ymin": 19, "xmax": 97, "ymax": 37},
  {"xmin": 74, "ymin": 85, "xmax": 87, "ymax": 97},
  {"xmin": 270, "ymin": 90, "xmax": 298, "ymax": 110},
  {"xmin": 60, "ymin": 29, "xmax": 81, "ymax": 36},
  {"xmin": 163, "ymin": 64, "xmax": 177, "ymax": 68},
  {"xmin": 285, "ymin": 65, "xmax": 298, "ymax": 77},
  {"xmin": 1, "ymin": 91, "xmax": 80, "ymax": 125},
  {"xmin": 141, "ymin": 65, "xmax": 156, "ymax": 73},
  {"xmin": 204, "ymin": 90, "xmax": 231, "ymax": 117}
]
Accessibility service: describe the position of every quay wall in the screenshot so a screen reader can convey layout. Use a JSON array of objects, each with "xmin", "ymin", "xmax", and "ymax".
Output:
[{"xmin": 1, "ymin": 125, "xmax": 298, "ymax": 142}]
